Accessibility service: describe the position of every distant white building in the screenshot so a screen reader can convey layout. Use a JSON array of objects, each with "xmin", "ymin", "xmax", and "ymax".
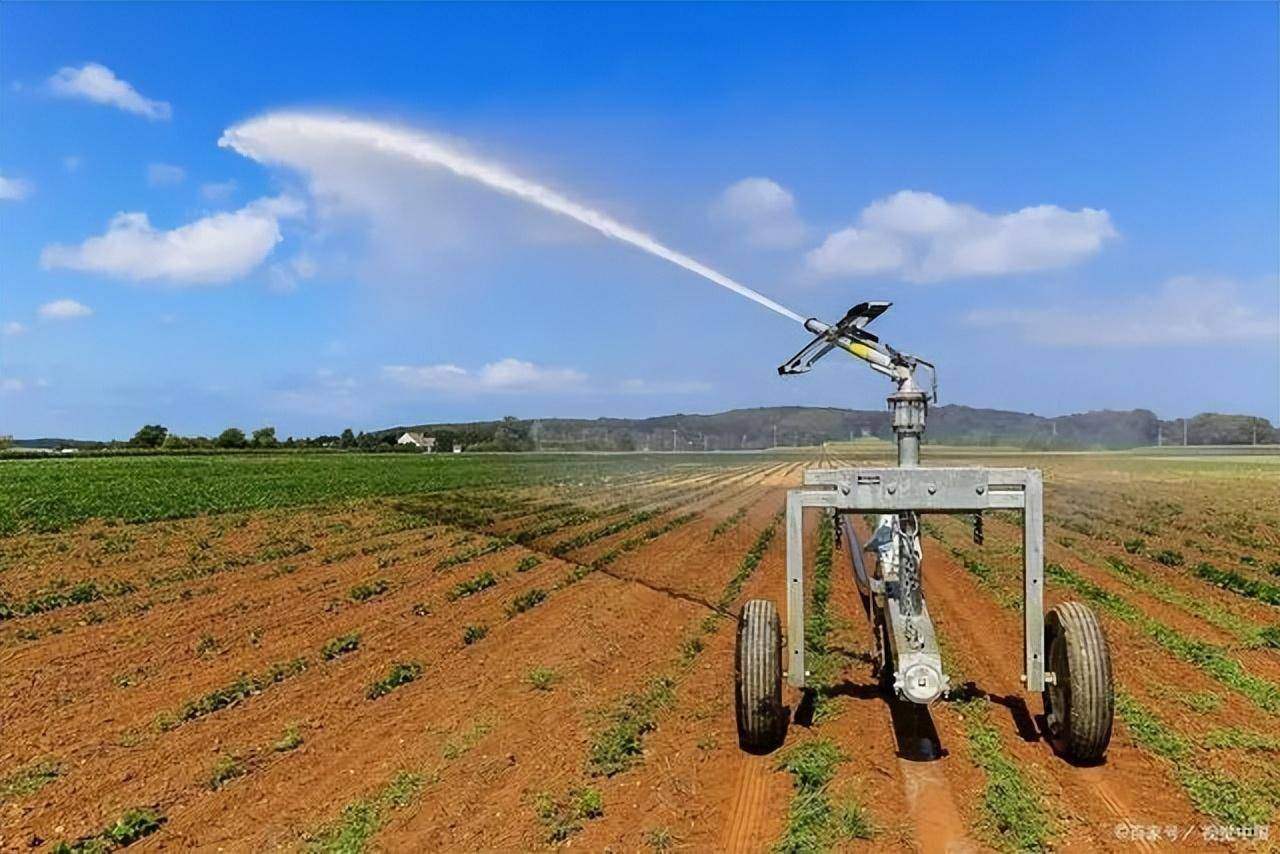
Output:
[{"xmin": 397, "ymin": 432, "xmax": 436, "ymax": 452}]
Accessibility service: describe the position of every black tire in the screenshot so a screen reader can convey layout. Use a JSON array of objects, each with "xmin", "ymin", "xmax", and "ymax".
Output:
[
  {"xmin": 735, "ymin": 599, "xmax": 785, "ymax": 751},
  {"xmin": 1043, "ymin": 601, "xmax": 1113, "ymax": 762}
]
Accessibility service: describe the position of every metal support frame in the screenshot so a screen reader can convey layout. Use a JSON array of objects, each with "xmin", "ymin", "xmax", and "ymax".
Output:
[{"xmin": 783, "ymin": 466, "xmax": 1045, "ymax": 695}]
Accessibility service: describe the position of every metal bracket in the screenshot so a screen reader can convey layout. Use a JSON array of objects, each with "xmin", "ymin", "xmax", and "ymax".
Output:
[{"xmin": 784, "ymin": 467, "xmax": 1044, "ymax": 693}]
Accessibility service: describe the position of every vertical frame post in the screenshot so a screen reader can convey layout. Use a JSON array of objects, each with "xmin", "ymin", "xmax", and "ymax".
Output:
[
  {"xmin": 1022, "ymin": 470, "xmax": 1045, "ymax": 691},
  {"xmin": 786, "ymin": 490, "xmax": 806, "ymax": 688}
]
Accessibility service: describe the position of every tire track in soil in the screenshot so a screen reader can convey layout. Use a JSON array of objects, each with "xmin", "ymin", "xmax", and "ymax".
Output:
[
  {"xmin": 375, "ymin": 484, "xmax": 786, "ymax": 850},
  {"xmin": 823, "ymin": 517, "xmax": 974, "ymax": 853},
  {"xmin": 919, "ymin": 540, "xmax": 1205, "ymax": 851}
]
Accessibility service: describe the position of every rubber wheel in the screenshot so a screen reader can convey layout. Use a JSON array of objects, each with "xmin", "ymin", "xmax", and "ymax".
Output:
[
  {"xmin": 1043, "ymin": 601, "xmax": 1114, "ymax": 762},
  {"xmin": 735, "ymin": 599, "xmax": 785, "ymax": 751}
]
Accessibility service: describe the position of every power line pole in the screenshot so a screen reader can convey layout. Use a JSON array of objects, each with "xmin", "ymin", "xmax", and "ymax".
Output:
[
  {"xmin": 1183, "ymin": 419, "xmax": 1188, "ymax": 447},
  {"xmin": 773, "ymin": 425, "xmax": 778, "ymax": 448},
  {"xmin": 672, "ymin": 428, "xmax": 677, "ymax": 453}
]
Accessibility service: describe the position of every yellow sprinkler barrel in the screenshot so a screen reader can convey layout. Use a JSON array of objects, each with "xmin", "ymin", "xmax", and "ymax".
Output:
[{"xmin": 804, "ymin": 318, "xmax": 896, "ymax": 372}]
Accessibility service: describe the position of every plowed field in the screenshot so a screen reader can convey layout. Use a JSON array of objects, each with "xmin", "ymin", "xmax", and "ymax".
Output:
[{"xmin": 1, "ymin": 450, "xmax": 1277, "ymax": 852}]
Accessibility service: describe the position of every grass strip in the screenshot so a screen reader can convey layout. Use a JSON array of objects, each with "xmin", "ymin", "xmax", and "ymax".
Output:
[
  {"xmin": 51, "ymin": 808, "xmax": 165, "ymax": 853},
  {"xmin": 1191, "ymin": 562, "xmax": 1280, "ymax": 606},
  {"xmin": 1116, "ymin": 694, "xmax": 1271, "ymax": 826},
  {"xmin": 773, "ymin": 738, "xmax": 875, "ymax": 852},
  {"xmin": 0, "ymin": 760, "xmax": 60, "ymax": 802},
  {"xmin": 587, "ymin": 676, "xmax": 675, "ymax": 776},
  {"xmin": 955, "ymin": 698, "xmax": 1052, "ymax": 852},
  {"xmin": 0, "ymin": 579, "xmax": 137, "ymax": 621},
  {"xmin": 366, "ymin": 662, "xmax": 422, "ymax": 699},
  {"xmin": 159, "ymin": 657, "xmax": 308, "ymax": 729},
  {"xmin": 306, "ymin": 771, "xmax": 424, "ymax": 853},
  {"xmin": 1046, "ymin": 563, "xmax": 1280, "ymax": 712}
]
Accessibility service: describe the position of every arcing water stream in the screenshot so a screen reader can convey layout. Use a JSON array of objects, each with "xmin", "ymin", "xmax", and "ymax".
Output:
[{"xmin": 220, "ymin": 112, "xmax": 805, "ymax": 325}]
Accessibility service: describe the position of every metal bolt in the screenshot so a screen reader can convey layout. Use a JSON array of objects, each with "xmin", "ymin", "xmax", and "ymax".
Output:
[
  {"xmin": 976, "ymin": 485, "xmax": 986, "ymax": 495},
  {"xmin": 887, "ymin": 484, "xmax": 896, "ymax": 494},
  {"xmin": 927, "ymin": 483, "xmax": 936, "ymax": 495}
]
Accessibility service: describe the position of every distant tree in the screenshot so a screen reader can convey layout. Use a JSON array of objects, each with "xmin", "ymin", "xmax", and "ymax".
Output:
[
  {"xmin": 252, "ymin": 426, "xmax": 278, "ymax": 448},
  {"xmin": 130, "ymin": 424, "xmax": 168, "ymax": 448},
  {"xmin": 161, "ymin": 433, "xmax": 192, "ymax": 450},
  {"xmin": 339, "ymin": 428, "xmax": 356, "ymax": 449},
  {"xmin": 216, "ymin": 427, "xmax": 248, "ymax": 449},
  {"xmin": 489, "ymin": 415, "xmax": 532, "ymax": 452}
]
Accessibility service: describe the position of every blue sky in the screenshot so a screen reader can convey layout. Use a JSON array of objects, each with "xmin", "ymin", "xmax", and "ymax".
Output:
[{"xmin": 2, "ymin": 2, "xmax": 1277, "ymax": 440}]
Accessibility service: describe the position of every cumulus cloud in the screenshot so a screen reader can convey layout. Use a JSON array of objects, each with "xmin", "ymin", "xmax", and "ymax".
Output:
[
  {"xmin": 39, "ymin": 298, "xmax": 93, "ymax": 320},
  {"xmin": 805, "ymin": 190, "xmax": 1116, "ymax": 282},
  {"xmin": 2, "ymin": 321, "xmax": 25, "ymax": 336},
  {"xmin": 383, "ymin": 358, "xmax": 587, "ymax": 393},
  {"xmin": 0, "ymin": 378, "xmax": 25, "ymax": 394},
  {"xmin": 146, "ymin": 163, "xmax": 186, "ymax": 186},
  {"xmin": 963, "ymin": 275, "xmax": 1278, "ymax": 347},
  {"xmin": 711, "ymin": 177, "xmax": 807, "ymax": 248},
  {"xmin": 0, "ymin": 174, "xmax": 34, "ymax": 201},
  {"xmin": 47, "ymin": 63, "xmax": 171, "ymax": 120},
  {"xmin": 40, "ymin": 196, "xmax": 302, "ymax": 285}
]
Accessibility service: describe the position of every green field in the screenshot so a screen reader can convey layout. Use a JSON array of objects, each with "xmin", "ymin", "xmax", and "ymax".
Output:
[{"xmin": 0, "ymin": 452, "xmax": 745, "ymax": 535}]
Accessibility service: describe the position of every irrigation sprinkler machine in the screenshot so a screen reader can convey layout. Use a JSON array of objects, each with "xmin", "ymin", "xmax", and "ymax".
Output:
[{"xmin": 734, "ymin": 301, "xmax": 1114, "ymax": 762}]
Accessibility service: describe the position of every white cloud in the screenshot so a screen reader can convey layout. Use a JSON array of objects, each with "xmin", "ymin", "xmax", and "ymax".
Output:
[
  {"xmin": 63, "ymin": 155, "xmax": 83, "ymax": 173},
  {"xmin": 805, "ymin": 190, "xmax": 1116, "ymax": 283},
  {"xmin": 40, "ymin": 196, "xmax": 302, "ymax": 285},
  {"xmin": 39, "ymin": 298, "xmax": 93, "ymax": 320},
  {"xmin": 146, "ymin": 163, "xmax": 186, "ymax": 186},
  {"xmin": 200, "ymin": 179, "xmax": 238, "ymax": 201},
  {"xmin": 47, "ymin": 63, "xmax": 171, "ymax": 120},
  {"xmin": 963, "ymin": 275, "xmax": 1278, "ymax": 347},
  {"xmin": 711, "ymin": 177, "xmax": 807, "ymax": 248},
  {"xmin": 0, "ymin": 174, "xmax": 34, "ymax": 201},
  {"xmin": 383, "ymin": 358, "xmax": 587, "ymax": 393},
  {"xmin": 268, "ymin": 252, "xmax": 318, "ymax": 293},
  {"xmin": 2, "ymin": 321, "xmax": 25, "ymax": 336},
  {"xmin": 0, "ymin": 378, "xmax": 25, "ymax": 394}
]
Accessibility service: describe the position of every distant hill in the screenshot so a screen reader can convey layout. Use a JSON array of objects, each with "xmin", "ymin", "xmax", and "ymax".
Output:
[
  {"xmin": 379, "ymin": 406, "xmax": 1280, "ymax": 452},
  {"xmin": 10, "ymin": 407, "xmax": 1274, "ymax": 453}
]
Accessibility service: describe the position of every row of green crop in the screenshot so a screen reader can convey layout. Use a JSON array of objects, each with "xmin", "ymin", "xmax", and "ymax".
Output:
[{"xmin": 0, "ymin": 452, "xmax": 753, "ymax": 535}]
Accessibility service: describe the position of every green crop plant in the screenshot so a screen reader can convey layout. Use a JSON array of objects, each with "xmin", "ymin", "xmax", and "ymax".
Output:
[
  {"xmin": 774, "ymin": 738, "xmax": 876, "ymax": 852},
  {"xmin": 528, "ymin": 667, "xmax": 559, "ymax": 691},
  {"xmin": 366, "ymin": 662, "xmax": 422, "ymax": 699},
  {"xmin": 506, "ymin": 588, "xmax": 546, "ymax": 616},
  {"xmin": 349, "ymin": 579, "xmax": 390, "ymax": 602},
  {"xmin": 1192, "ymin": 563, "xmax": 1280, "ymax": 605},
  {"xmin": 208, "ymin": 753, "xmax": 247, "ymax": 790},
  {"xmin": 51, "ymin": 807, "xmax": 165, "ymax": 853},
  {"xmin": 954, "ymin": 698, "xmax": 1051, "ymax": 852},
  {"xmin": 533, "ymin": 787, "xmax": 604, "ymax": 843},
  {"xmin": 1047, "ymin": 563, "xmax": 1280, "ymax": 713},
  {"xmin": 275, "ymin": 724, "xmax": 305, "ymax": 752},
  {"xmin": 0, "ymin": 760, "xmax": 60, "ymax": 802},
  {"xmin": 322, "ymin": 633, "xmax": 360, "ymax": 660},
  {"xmin": 447, "ymin": 571, "xmax": 497, "ymax": 601},
  {"xmin": 306, "ymin": 771, "xmax": 425, "ymax": 853},
  {"xmin": 587, "ymin": 676, "xmax": 674, "ymax": 776}
]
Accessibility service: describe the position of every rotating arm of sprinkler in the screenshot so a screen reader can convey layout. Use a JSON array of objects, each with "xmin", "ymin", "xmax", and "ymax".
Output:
[{"xmin": 777, "ymin": 301, "xmax": 938, "ymax": 401}]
